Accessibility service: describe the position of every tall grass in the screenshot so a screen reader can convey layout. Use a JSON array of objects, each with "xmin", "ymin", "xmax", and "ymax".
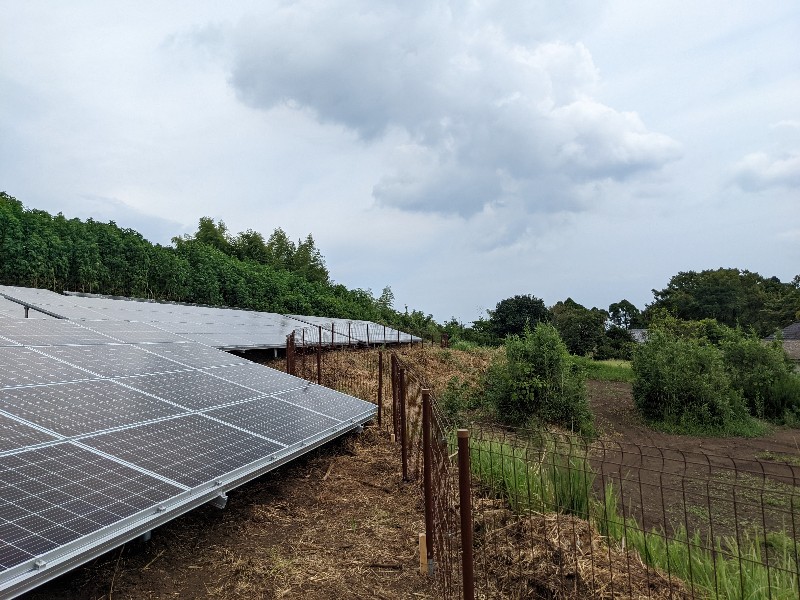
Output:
[
  {"xmin": 572, "ymin": 356, "xmax": 635, "ymax": 383},
  {"xmin": 467, "ymin": 433, "xmax": 800, "ymax": 599}
]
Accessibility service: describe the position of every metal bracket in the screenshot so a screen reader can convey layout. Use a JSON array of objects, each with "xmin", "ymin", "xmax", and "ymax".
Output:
[{"xmin": 210, "ymin": 493, "xmax": 228, "ymax": 509}]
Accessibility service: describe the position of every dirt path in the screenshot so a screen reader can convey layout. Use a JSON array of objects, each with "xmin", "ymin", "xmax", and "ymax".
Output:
[{"xmin": 21, "ymin": 428, "xmax": 435, "ymax": 600}]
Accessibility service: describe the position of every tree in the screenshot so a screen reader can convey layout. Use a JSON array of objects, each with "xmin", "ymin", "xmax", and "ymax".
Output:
[
  {"xmin": 550, "ymin": 298, "xmax": 607, "ymax": 356},
  {"xmin": 486, "ymin": 294, "xmax": 549, "ymax": 341},
  {"xmin": 292, "ymin": 233, "xmax": 329, "ymax": 283},
  {"xmin": 648, "ymin": 268, "xmax": 800, "ymax": 336},
  {"xmin": 193, "ymin": 217, "xmax": 233, "ymax": 255},
  {"xmin": 608, "ymin": 299, "xmax": 641, "ymax": 329},
  {"xmin": 231, "ymin": 229, "xmax": 269, "ymax": 264},
  {"xmin": 264, "ymin": 228, "xmax": 296, "ymax": 271}
]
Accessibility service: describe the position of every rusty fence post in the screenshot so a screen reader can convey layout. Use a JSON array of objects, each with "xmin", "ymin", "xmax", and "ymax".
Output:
[
  {"xmin": 390, "ymin": 354, "xmax": 398, "ymax": 439},
  {"xmin": 330, "ymin": 322, "xmax": 335, "ymax": 349},
  {"xmin": 285, "ymin": 333, "xmax": 291, "ymax": 374},
  {"xmin": 400, "ymin": 367, "xmax": 408, "ymax": 481},
  {"xmin": 377, "ymin": 351, "xmax": 383, "ymax": 429},
  {"xmin": 422, "ymin": 388, "xmax": 434, "ymax": 574},
  {"xmin": 457, "ymin": 429, "xmax": 475, "ymax": 600},
  {"xmin": 316, "ymin": 325, "xmax": 322, "ymax": 385}
]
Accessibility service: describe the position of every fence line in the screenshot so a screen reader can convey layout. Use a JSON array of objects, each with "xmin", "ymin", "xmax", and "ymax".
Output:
[{"xmin": 272, "ymin": 345, "xmax": 800, "ymax": 599}]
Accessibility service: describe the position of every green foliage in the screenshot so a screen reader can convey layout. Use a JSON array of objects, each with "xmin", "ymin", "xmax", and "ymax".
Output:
[
  {"xmin": 0, "ymin": 192, "xmax": 439, "ymax": 338},
  {"xmin": 643, "ymin": 313, "xmax": 800, "ymax": 426},
  {"xmin": 550, "ymin": 297, "xmax": 607, "ymax": 356},
  {"xmin": 648, "ymin": 268, "xmax": 800, "ymax": 336},
  {"xmin": 486, "ymin": 294, "xmax": 548, "ymax": 342},
  {"xmin": 485, "ymin": 324, "xmax": 593, "ymax": 434},
  {"xmin": 594, "ymin": 325, "xmax": 635, "ymax": 360},
  {"xmin": 631, "ymin": 329, "xmax": 767, "ymax": 436},
  {"xmin": 608, "ymin": 299, "xmax": 642, "ymax": 329},
  {"xmin": 719, "ymin": 333, "xmax": 796, "ymax": 420}
]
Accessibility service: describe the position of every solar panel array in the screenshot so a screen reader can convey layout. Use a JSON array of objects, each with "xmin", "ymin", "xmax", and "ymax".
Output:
[
  {"xmin": 0, "ymin": 312, "xmax": 375, "ymax": 598},
  {"xmin": 0, "ymin": 285, "xmax": 420, "ymax": 349}
]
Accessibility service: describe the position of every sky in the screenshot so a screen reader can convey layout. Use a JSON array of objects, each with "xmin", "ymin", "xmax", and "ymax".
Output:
[{"xmin": 1, "ymin": 1, "xmax": 798, "ymax": 324}]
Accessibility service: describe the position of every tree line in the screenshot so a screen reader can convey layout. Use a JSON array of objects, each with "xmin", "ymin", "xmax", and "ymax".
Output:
[
  {"xmin": 445, "ymin": 268, "xmax": 800, "ymax": 356},
  {"xmin": 0, "ymin": 192, "xmax": 438, "ymax": 336}
]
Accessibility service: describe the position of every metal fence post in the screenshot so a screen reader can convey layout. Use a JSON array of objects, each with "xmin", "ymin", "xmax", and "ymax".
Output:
[
  {"xmin": 377, "ymin": 351, "xmax": 383, "ymax": 429},
  {"xmin": 422, "ymin": 388, "xmax": 434, "ymax": 574},
  {"xmin": 400, "ymin": 367, "xmax": 408, "ymax": 482},
  {"xmin": 316, "ymin": 326, "xmax": 322, "ymax": 385},
  {"xmin": 457, "ymin": 429, "xmax": 475, "ymax": 600}
]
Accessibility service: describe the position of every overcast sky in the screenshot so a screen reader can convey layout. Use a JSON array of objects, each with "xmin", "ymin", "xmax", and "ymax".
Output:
[{"xmin": 2, "ymin": 1, "xmax": 798, "ymax": 323}]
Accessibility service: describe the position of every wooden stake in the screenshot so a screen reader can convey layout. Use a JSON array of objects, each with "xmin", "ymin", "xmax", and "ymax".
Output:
[{"xmin": 418, "ymin": 533, "xmax": 427, "ymax": 575}]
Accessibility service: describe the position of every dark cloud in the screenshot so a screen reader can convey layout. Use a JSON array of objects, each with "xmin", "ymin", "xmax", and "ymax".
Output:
[{"xmin": 217, "ymin": 1, "xmax": 680, "ymax": 218}]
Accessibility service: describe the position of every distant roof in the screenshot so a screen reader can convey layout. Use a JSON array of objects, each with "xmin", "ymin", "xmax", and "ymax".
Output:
[
  {"xmin": 765, "ymin": 322, "xmax": 800, "ymax": 341},
  {"xmin": 629, "ymin": 328, "xmax": 648, "ymax": 343}
]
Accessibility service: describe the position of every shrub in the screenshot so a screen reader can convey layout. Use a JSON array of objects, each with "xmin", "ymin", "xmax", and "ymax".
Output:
[
  {"xmin": 719, "ymin": 331, "xmax": 797, "ymax": 419},
  {"xmin": 485, "ymin": 324, "xmax": 593, "ymax": 435},
  {"xmin": 631, "ymin": 330, "xmax": 755, "ymax": 435}
]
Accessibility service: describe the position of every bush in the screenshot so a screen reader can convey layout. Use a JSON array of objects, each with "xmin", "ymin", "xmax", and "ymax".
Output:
[
  {"xmin": 631, "ymin": 330, "xmax": 756, "ymax": 435},
  {"xmin": 485, "ymin": 324, "xmax": 593, "ymax": 435},
  {"xmin": 719, "ymin": 331, "xmax": 796, "ymax": 419}
]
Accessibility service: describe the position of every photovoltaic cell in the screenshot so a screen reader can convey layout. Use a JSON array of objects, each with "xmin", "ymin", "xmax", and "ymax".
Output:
[
  {"xmin": 77, "ymin": 321, "xmax": 182, "ymax": 344},
  {"xmin": 0, "ymin": 381, "xmax": 186, "ymax": 437},
  {"xmin": 34, "ymin": 344, "xmax": 191, "ymax": 378},
  {"xmin": 143, "ymin": 343, "xmax": 251, "ymax": 369},
  {"xmin": 0, "ymin": 319, "xmax": 113, "ymax": 346},
  {"xmin": 206, "ymin": 399, "xmax": 340, "ymax": 446},
  {"xmin": 0, "ymin": 347, "xmax": 97, "ymax": 388},
  {"xmin": 0, "ymin": 415, "xmax": 58, "ymax": 453},
  {"xmin": 276, "ymin": 386, "xmax": 375, "ymax": 421},
  {"xmin": 81, "ymin": 414, "xmax": 284, "ymax": 488},
  {"xmin": 204, "ymin": 363, "xmax": 303, "ymax": 396},
  {"xmin": 0, "ymin": 443, "xmax": 182, "ymax": 571},
  {"xmin": 115, "ymin": 370, "xmax": 264, "ymax": 410}
]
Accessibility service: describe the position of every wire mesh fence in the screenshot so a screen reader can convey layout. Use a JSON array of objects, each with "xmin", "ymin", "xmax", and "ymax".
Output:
[{"xmin": 271, "ymin": 345, "xmax": 800, "ymax": 599}]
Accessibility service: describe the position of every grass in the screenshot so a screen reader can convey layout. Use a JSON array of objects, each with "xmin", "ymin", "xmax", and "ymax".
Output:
[
  {"xmin": 756, "ymin": 451, "xmax": 800, "ymax": 468},
  {"xmin": 572, "ymin": 356, "xmax": 635, "ymax": 383},
  {"xmin": 468, "ymin": 432, "xmax": 800, "ymax": 599}
]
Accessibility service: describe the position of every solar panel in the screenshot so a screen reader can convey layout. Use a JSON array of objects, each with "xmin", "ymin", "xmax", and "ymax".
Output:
[
  {"xmin": 34, "ymin": 344, "xmax": 192, "ymax": 378},
  {"xmin": 276, "ymin": 385, "xmax": 376, "ymax": 421},
  {"xmin": 80, "ymin": 414, "xmax": 285, "ymax": 488},
  {"xmin": 0, "ymin": 347, "xmax": 98, "ymax": 388},
  {"xmin": 0, "ymin": 443, "xmax": 183, "ymax": 571},
  {"xmin": 143, "ymin": 342, "xmax": 251, "ymax": 369},
  {"xmin": 115, "ymin": 370, "xmax": 266, "ymax": 410},
  {"xmin": 0, "ymin": 319, "xmax": 113, "ymax": 347},
  {"xmin": 203, "ymin": 362, "xmax": 304, "ymax": 395},
  {"xmin": 0, "ymin": 381, "xmax": 186, "ymax": 437},
  {"xmin": 0, "ymin": 414, "xmax": 58, "ymax": 453},
  {"xmin": 76, "ymin": 321, "xmax": 183, "ymax": 344},
  {"xmin": 206, "ymin": 398, "xmax": 340, "ymax": 446}
]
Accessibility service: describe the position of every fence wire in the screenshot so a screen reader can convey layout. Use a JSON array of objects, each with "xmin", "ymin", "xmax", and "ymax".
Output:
[{"xmin": 273, "ymin": 346, "xmax": 800, "ymax": 599}]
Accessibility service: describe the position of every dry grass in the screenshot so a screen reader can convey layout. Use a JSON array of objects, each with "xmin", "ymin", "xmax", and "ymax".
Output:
[{"xmin": 473, "ymin": 498, "xmax": 690, "ymax": 599}]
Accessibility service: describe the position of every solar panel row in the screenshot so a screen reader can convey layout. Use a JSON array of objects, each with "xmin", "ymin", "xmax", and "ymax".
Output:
[
  {"xmin": 0, "ymin": 285, "xmax": 421, "ymax": 349},
  {"xmin": 0, "ymin": 312, "xmax": 376, "ymax": 598}
]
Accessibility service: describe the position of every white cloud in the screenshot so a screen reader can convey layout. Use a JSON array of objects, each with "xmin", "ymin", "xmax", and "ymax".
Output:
[{"xmin": 732, "ymin": 152, "xmax": 800, "ymax": 192}]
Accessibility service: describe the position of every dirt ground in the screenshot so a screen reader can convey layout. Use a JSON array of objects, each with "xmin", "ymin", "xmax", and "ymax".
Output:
[
  {"xmin": 588, "ymin": 380, "xmax": 800, "ymax": 539},
  {"xmin": 20, "ymin": 427, "xmax": 435, "ymax": 600}
]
